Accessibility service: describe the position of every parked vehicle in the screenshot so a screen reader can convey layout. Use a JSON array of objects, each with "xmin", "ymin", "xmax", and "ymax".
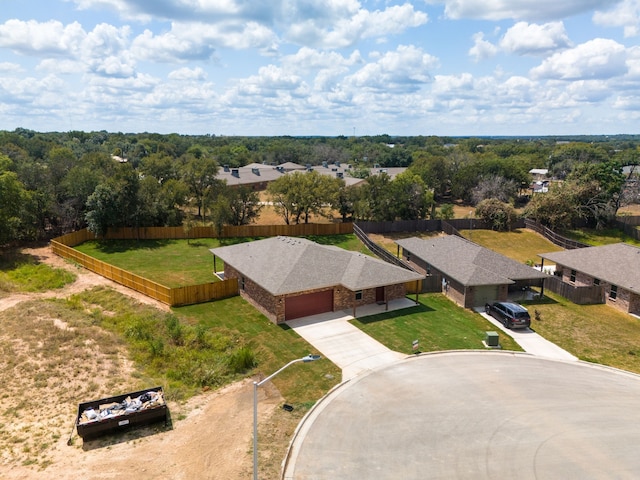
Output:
[{"xmin": 485, "ymin": 302, "xmax": 531, "ymax": 329}]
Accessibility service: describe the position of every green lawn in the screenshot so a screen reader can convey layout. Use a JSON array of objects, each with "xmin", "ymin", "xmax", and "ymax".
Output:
[
  {"xmin": 0, "ymin": 250, "xmax": 76, "ymax": 294},
  {"xmin": 459, "ymin": 227, "xmax": 640, "ymax": 375},
  {"xmin": 74, "ymin": 234, "xmax": 373, "ymax": 287},
  {"xmin": 522, "ymin": 292, "xmax": 640, "ymax": 375},
  {"xmin": 460, "ymin": 228, "xmax": 564, "ymax": 264},
  {"xmin": 353, "ymin": 294, "xmax": 522, "ymax": 353},
  {"xmin": 563, "ymin": 227, "xmax": 640, "ymax": 247}
]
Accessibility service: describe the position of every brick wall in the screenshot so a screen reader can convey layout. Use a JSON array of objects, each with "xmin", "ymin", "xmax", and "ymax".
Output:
[
  {"xmin": 557, "ymin": 265, "xmax": 634, "ymax": 314},
  {"xmin": 224, "ymin": 264, "xmax": 280, "ymax": 321}
]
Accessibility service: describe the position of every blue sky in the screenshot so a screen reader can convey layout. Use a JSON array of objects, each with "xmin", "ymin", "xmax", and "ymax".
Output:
[{"xmin": 0, "ymin": 0, "xmax": 639, "ymax": 136}]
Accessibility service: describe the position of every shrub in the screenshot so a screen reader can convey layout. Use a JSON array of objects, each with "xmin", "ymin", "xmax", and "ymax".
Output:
[{"xmin": 227, "ymin": 346, "xmax": 257, "ymax": 374}]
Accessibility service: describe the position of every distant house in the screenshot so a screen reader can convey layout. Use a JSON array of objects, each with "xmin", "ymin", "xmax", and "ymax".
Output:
[
  {"xmin": 215, "ymin": 162, "xmax": 380, "ymax": 190},
  {"xmin": 210, "ymin": 236, "xmax": 423, "ymax": 323},
  {"xmin": 538, "ymin": 243, "xmax": 640, "ymax": 315},
  {"xmin": 529, "ymin": 168, "xmax": 549, "ymax": 181},
  {"xmin": 396, "ymin": 235, "xmax": 547, "ymax": 308}
]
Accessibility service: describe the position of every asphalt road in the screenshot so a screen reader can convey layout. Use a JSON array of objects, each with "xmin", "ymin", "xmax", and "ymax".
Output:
[{"xmin": 284, "ymin": 351, "xmax": 640, "ymax": 479}]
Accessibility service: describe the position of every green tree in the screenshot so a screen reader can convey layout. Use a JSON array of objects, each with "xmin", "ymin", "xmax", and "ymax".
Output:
[
  {"xmin": 437, "ymin": 203, "xmax": 455, "ymax": 220},
  {"xmin": 267, "ymin": 171, "xmax": 342, "ymax": 224},
  {"xmin": 409, "ymin": 152, "xmax": 450, "ymax": 199},
  {"xmin": 211, "ymin": 184, "xmax": 263, "ymax": 227},
  {"xmin": 0, "ymin": 155, "xmax": 31, "ymax": 244},
  {"xmin": 180, "ymin": 154, "xmax": 221, "ymax": 222},
  {"xmin": 389, "ymin": 170, "xmax": 434, "ymax": 220},
  {"xmin": 523, "ymin": 183, "xmax": 578, "ymax": 230},
  {"xmin": 353, "ymin": 172, "xmax": 394, "ymax": 221},
  {"xmin": 475, "ymin": 198, "xmax": 518, "ymax": 231}
]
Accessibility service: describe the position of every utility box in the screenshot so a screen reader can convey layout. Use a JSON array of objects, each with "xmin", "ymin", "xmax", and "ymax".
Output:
[{"xmin": 485, "ymin": 331, "xmax": 499, "ymax": 347}]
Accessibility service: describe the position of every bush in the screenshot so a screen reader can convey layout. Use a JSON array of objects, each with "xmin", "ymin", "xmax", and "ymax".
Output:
[
  {"xmin": 475, "ymin": 198, "xmax": 518, "ymax": 231},
  {"xmin": 227, "ymin": 346, "xmax": 257, "ymax": 374}
]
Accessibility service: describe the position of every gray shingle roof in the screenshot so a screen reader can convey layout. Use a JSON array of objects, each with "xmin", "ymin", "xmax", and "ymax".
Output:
[
  {"xmin": 539, "ymin": 243, "xmax": 640, "ymax": 294},
  {"xmin": 396, "ymin": 235, "xmax": 547, "ymax": 286},
  {"xmin": 211, "ymin": 236, "xmax": 423, "ymax": 295}
]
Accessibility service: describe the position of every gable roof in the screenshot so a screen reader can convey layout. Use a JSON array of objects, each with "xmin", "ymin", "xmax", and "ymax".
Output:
[
  {"xmin": 539, "ymin": 243, "xmax": 640, "ymax": 294},
  {"xmin": 211, "ymin": 236, "xmax": 423, "ymax": 296},
  {"xmin": 396, "ymin": 235, "xmax": 546, "ymax": 287}
]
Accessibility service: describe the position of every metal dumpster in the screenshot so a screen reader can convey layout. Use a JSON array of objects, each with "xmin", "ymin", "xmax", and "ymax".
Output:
[{"xmin": 76, "ymin": 386, "xmax": 167, "ymax": 440}]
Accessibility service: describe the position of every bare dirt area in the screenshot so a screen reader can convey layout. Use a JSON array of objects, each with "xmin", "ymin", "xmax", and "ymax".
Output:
[{"xmin": 0, "ymin": 245, "xmax": 285, "ymax": 480}]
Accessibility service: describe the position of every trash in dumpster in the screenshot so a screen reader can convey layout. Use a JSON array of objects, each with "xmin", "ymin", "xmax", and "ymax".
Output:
[{"xmin": 75, "ymin": 386, "xmax": 168, "ymax": 441}]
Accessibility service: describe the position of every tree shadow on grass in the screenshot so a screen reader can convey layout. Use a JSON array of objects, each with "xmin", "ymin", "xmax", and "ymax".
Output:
[
  {"xmin": 93, "ymin": 239, "xmax": 172, "ymax": 253},
  {"xmin": 354, "ymin": 303, "xmax": 434, "ymax": 325},
  {"xmin": 0, "ymin": 250, "xmax": 38, "ymax": 270}
]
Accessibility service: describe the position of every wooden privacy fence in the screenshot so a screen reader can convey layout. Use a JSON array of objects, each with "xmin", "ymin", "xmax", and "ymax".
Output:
[
  {"xmin": 523, "ymin": 219, "xmax": 589, "ymax": 249},
  {"xmin": 51, "ymin": 240, "xmax": 173, "ymax": 304},
  {"xmin": 50, "ymin": 223, "xmax": 351, "ymax": 307},
  {"xmin": 51, "ymin": 232, "xmax": 239, "ymax": 307},
  {"xmin": 78, "ymin": 222, "xmax": 354, "ymax": 241},
  {"xmin": 543, "ymin": 275, "xmax": 605, "ymax": 305}
]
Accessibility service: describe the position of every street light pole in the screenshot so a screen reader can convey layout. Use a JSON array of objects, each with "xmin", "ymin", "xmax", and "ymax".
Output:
[{"xmin": 253, "ymin": 354, "xmax": 321, "ymax": 480}]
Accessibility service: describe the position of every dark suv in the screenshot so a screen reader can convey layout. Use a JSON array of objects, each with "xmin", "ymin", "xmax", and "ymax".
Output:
[{"xmin": 485, "ymin": 302, "xmax": 531, "ymax": 329}]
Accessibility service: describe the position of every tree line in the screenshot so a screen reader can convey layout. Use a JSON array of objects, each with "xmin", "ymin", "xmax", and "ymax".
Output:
[{"xmin": 1, "ymin": 128, "xmax": 639, "ymax": 246}]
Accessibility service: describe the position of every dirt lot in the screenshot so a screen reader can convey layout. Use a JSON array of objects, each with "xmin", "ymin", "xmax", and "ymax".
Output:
[{"xmin": 0, "ymin": 246, "xmax": 288, "ymax": 480}]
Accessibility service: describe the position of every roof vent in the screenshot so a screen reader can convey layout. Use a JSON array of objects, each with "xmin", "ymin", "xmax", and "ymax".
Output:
[
  {"xmin": 223, "ymin": 165, "xmax": 230, "ymax": 172},
  {"xmin": 252, "ymin": 168, "xmax": 260, "ymax": 176},
  {"xmin": 231, "ymin": 168, "xmax": 239, "ymax": 177}
]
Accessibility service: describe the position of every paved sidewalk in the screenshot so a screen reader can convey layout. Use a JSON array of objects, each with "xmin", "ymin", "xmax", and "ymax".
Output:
[
  {"xmin": 286, "ymin": 298, "xmax": 416, "ymax": 380},
  {"xmin": 478, "ymin": 310, "xmax": 577, "ymax": 361},
  {"xmin": 288, "ymin": 299, "xmax": 577, "ymax": 382}
]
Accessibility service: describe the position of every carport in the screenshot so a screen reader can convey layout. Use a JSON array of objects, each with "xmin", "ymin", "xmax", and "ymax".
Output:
[{"xmin": 396, "ymin": 235, "xmax": 547, "ymax": 308}]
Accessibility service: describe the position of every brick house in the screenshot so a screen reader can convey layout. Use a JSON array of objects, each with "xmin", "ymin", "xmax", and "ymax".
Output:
[
  {"xmin": 210, "ymin": 236, "xmax": 423, "ymax": 323},
  {"xmin": 538, "ymin": 243, "xmax": 640, "ymax": 315},
  {"xmin": 395, "ymin": 235, "xmax": 547, "ymax": 309}
]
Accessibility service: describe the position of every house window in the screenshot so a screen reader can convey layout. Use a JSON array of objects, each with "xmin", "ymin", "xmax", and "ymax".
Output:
[
  {"xmin": 240, "ymin": 277, "xmax": 245, "ymax": 290},
  {"xmin": 570, "ymin": 270, "xmax": 576, "ymax": 283},
  {"xmin": 355, "ymin": 290, "xmax": 363, "ymax": 300},
  {"xmin": 610, "ymin": 285, "xmax": 618, "ymax": 300},
  {"xmin": 593, "ymin": 278, "xmax": 600, "ymax": 286},
  {"xmin": 406, "ymin": 252, "xmax": 411, "ymax": 262}
]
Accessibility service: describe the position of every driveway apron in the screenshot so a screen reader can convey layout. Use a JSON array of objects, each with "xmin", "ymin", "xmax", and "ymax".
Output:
[
  {"xmin": 285, "ymin": 298, "xmax": 414, "ymax": 381},
  {"xmin": 479, "ymin": 310, "xmax": 577, "ymax": 361}
]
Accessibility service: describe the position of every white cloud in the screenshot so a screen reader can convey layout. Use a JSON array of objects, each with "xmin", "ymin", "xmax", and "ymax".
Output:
[
  {"xmin": 594, "ymin": 0, "xmax": 640, "ymax": 37},
  {"xmin": 168, "ymin": 67, "xmax": 207, "ymax": 81},
  {"xmin": 531, "ymin": 38, "xmax": 628, "ymax": 80},
  {"xmin": 0, "ymin": 62, "xmax": 24, "ymax": 73},
  {"xmin": 0, "ymin": 19, "xmax": 86, "ymax": 56},
  {"xmin": 345, "ymin": 45, "xmax": 438, "ymax": 92},
  {"xmin": 469, "ymin": 32, "xmax": 498, "ymax": 61},
  {"xmin": 429, "ymin": 0, "xmax": 619, "ymax": 22},
  {"xmin": 500, "ymin": 22, "xmax": 571, "ymax": 55},
  {"xmin": 286, "ymin": 3, "xmax": 428, "ymax": 48}
]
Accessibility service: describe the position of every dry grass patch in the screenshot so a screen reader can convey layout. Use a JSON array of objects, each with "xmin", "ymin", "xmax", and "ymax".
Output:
[
  {"xmin": 529, "ymin": 294, "xmax": 640, "ymax": 374},
  {"xmin": 0, "ymin": 298, "xmax": 137, "ymax": 469}
]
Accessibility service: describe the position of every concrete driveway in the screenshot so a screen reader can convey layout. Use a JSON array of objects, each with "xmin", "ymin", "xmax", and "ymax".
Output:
[
  {"xmin": 478, "ymin": 310, "xmax": 577, "ymax": 361},
  {"xmin": 284, "ymin": 352, "xmax": 640, "ymax": 479},
  {"xmin": 286, "ymin": 298, "xmax": 415, "ymax": 381}
]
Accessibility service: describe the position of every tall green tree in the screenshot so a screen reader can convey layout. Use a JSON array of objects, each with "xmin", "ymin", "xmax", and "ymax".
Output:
[
  {"xmin": 180, "ymin": 154, "xmax": 221, "ymax": 221},
  {"xmin": 389, "ymin": 171, "xmax": 433, "ymax": 220},
  {"xmin": 0, "ymin": 155, "xmax": 32, "ymax": 244},
  {"xmin": 267, "ymin": 171, "xmax": 342, "ymax": 224}
]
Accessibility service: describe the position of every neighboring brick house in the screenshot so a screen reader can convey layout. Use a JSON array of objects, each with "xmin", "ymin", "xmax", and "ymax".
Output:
[
  {"xmin": 395, "ymin": 235, "xmax": 547, "ymax": 309},
  {"xmin": 538, "ymin": 243, "xmax": 640, "ymax": 315},
  {"xmin": 210, "ymin": 236, "xmax": 423, "ymax": 323}
]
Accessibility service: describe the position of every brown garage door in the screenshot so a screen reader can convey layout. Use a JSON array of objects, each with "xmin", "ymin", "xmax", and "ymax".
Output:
[{"xmin": 285, "ymin": 290, "xmax": 334, "ymax": 320}]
